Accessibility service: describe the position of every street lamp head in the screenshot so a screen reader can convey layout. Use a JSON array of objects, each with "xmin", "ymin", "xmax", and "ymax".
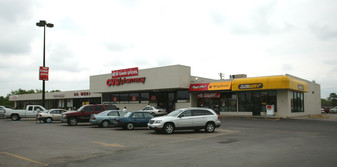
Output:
[
  {"xmin": 46, "ymin": 23, "xmax": 54, "ymax": 28},
  {"xmin": 36, "ymin": 20, "xmax": 46, "ymax": 27}
]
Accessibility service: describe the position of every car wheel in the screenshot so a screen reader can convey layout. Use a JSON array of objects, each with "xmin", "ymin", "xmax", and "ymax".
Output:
[
  {"xmin": 45, "ymin": 117, "xmax": 52, "ymax": 123},
  {"xmin": 67, "ymin": 117, "xmax": 78, "ymax": 126},
  {"xmin": 205, "ymin": 122, "xmax": 215, "ymax": 133},
  {"xmin": 10, "ymin": 114, "xmax": 20, "ymax": 121},
  {"xmin": 163, "ymin": 123, "xmax": 174, "ymax": 134},
  {"xmin": 126, "ymin": 123, "xmax": 134, "ymax": 130},
  {"xmin": 101, "ymin": 120, "xmax": 110, "ymax": 128}
]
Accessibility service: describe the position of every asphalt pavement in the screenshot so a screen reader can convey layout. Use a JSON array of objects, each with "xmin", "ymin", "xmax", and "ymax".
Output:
[{"xmin": 1, "ymin": 115, "xmax": 337, "ymax": 167}]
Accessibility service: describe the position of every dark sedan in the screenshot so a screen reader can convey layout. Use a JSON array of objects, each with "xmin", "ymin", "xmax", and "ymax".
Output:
[{"xmin": 113, "ymin": 111, "xmax": 154, "ymax": 130}]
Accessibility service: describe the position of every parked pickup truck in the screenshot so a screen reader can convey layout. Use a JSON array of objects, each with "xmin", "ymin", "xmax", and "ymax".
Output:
[
  {"xmin": 61, "ymin": 104, "xmax": 118, "ymax": 126},
  {"xmin": 5, "ymin": 105, "xmax": 46, "ymax": 121}
]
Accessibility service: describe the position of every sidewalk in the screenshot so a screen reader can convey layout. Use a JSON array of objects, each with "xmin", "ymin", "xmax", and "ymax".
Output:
[
  {"xmin": 287, "ymin": 113, "xmax": 337, "ymax": 121},
  {"xmin": 220, "ymin": 113, "xmax": 337, "ymax": 121}
]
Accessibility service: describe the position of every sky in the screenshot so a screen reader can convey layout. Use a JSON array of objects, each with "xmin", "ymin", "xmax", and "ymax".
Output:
[{"xmin": 0, "ymin": 0, "xmax": 337, "ymax": 99}]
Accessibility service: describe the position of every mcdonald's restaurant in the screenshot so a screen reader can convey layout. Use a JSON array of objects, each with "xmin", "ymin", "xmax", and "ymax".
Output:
[{"xmin": 10, "ymin": 65, "xmax": 321, "ymax": 117}]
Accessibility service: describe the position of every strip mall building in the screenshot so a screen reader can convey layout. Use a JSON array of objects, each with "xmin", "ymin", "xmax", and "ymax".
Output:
[{"xmin": 10, "ymin": 65, "xmax": 321, "ymax": 117}]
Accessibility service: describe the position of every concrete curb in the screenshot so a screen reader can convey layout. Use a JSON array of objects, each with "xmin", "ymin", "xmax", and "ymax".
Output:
[
  {"xmin": 220, "ymin": 115, "xmax": 283, "ymax": 120},
  {"xmin": 220, "ymin": 114, "xmax": 337, "ymax": 121}
]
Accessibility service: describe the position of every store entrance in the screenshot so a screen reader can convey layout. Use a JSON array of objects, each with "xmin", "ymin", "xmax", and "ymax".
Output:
[
  {"xmin": 252, "ymin": 91, "xmax": 261, "ymax": 116},
  {"xmin": 155, "ymin": 92, "xmax": 175, "ymax": 113}
]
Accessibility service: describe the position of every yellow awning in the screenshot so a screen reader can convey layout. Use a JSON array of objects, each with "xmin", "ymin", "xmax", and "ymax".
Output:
[{"xmin": 231, "ymin": 76, "xmax": 308, "ymax": 92}]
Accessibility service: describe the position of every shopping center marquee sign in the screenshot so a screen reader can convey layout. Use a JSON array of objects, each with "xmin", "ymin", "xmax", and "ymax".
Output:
[{"xmin": 106, "ymin": 67, "xmax": 146, "ymax": 87}]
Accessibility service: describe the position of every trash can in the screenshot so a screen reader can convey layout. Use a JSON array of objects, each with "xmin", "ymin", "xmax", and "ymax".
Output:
[{"xmin": 266, "ymin": 105, "xmax": 274, "ymax": 116}]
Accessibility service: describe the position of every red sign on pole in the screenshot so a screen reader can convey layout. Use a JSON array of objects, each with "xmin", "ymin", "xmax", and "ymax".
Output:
[
  {"xmin": 39, "ymin": 66, "xmax": 49, "ymax": 81},
  {"xmin": 111, "ymin": 67, "xmax": 139, "ymax": 78}
]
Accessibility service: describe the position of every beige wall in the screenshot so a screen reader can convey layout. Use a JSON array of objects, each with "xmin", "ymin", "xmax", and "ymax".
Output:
[
  {"xmin": 9, "ymin": 90, "xmax": 101, "ymax": 101},
  {"xmin": 276, "ymin": 80, "xmax": 321, "ymax": 117},
  {"xmin": 90, "ymin": 65, "xmax": 191, "ymax": 93}
]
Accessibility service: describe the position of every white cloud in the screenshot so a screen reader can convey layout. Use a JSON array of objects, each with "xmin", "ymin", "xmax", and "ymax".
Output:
[{"xmin": 1, "ymin": 0, "xmax": 337, "ymax": 99}]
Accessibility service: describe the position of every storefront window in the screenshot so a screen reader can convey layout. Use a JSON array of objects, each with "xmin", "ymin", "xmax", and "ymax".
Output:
[
  {"xmin": 119, "ymin": 93, "xmax": 129, "ymax": 103},
  {"xmin": 177, "ymin": 90, "xmax": 189, "ymax": 100},
  {"xmin": 197, "ymin": 98, "xmax": 220, "ymax": 114},
  {"xmin": 218, "ymin": 92, "xmax": 236, "ymax": 112},
  {"xmin": 129, "ymin": 93, "xmax": 139, "ymax": 102},
  {"xmin": 141, "ymin": 92, "xmax": 149, "ymax": 101},
  {"xmin": 238, "ymin": 92, "xmax": 246, "ymax": 111},
  {"xmin": 111, "ymin": 94, "xmax": 119, "ymax": 104},
  {"xmin": 102, "ymin": 93, "xmax": 111, "ymax": 102},
  {"xmin": 238, "ymin": 91, "xmax": 277, "ymax": 112},
  {"xmin": 291, "ymin": 92, "xmax": 304, "ymax": 112},
  {"xmin": 245, "ymin": 92, "xmax": 252, "ymax": 111}
]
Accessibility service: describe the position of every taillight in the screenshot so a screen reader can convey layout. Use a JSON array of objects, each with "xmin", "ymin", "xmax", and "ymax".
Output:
[
  {"xmin": 4, "ymin": 110, "xmax": 6, "ymax": 114},
  {"xmin": 39, "ymin": 114, "xmax": 42, "ymax": 117},
  {"xmin": 217, "ymin": 115, "xmax": 220, "ymax": 120},
  {"xmin": 114, "ymin": 118, "xmax": 120, "ymax": 122},
  {"xmin": 92, "ymin": 116, "xmax": 96, "ymax": 120}
]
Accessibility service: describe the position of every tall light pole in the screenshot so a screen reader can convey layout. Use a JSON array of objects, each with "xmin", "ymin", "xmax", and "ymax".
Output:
[{"xmin": 36, "ymin": 20, "xmax": 53, "ymax": 108}]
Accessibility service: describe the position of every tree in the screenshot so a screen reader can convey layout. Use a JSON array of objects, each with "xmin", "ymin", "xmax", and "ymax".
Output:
[
  {"xmin": 328, "ymin": 93, "xmax": 337, "ymax": 106},
  {"xmin": 321, "ymin": 98, "xmax": 329, "ymax": 106}
]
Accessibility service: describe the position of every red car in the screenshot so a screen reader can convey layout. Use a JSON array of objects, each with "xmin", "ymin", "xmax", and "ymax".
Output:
[
  {"xmin": 61, "ymin": 104, "xmax": 118, "ymax": 126},
  {"xmin": 321, "ymin": 107, "xmax": 330, "ymax": 113}
]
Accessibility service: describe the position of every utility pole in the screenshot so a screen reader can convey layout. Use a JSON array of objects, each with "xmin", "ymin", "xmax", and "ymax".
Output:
[{"xmin": 219, "ymin": 73, "xmax": 224, "ymax": 80}]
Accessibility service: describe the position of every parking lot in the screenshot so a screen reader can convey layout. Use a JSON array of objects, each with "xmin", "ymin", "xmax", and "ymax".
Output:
[{"xmin": 1, "ymin": 116, "xmax": 337, "ymax": 167}]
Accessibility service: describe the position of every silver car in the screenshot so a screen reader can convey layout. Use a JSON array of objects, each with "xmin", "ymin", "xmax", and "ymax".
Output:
[
  {"xmin": 142, "ymin": 106, "xmax": 167, "ymax": 116},
  {"xmin": 148, "ymin": 108, "xmax": 221, "ymax": 134},
  {"xmin": 90, "ymin": 110, "xmax": 126, "ymax": 128},
  {"xmin": 37, "ymin": 109, "xmax": 68, "ymax": 123},
  {"xmin": 0, "ymin": 106, "xmax": 11, "ymax": 118},
  {"xmin": 329, "ymin": 106, "xmax": 337, "ymax": 113}
]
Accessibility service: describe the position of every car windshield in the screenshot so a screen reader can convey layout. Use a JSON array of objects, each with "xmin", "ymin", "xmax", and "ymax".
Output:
[
  {"xmin": 105, "ymin": 105, "xmax": 117, "ymax": 110},
  {"xmin": 167, "ymin": 109, "xmax": 184, "ymax": 117},
  {"xmin": 77, "ymin": 106, "xmax": 86, "ymax": 111},
  {"xmin": 124, "ymin": 112, "xmax": 132, "ymax": 117}
]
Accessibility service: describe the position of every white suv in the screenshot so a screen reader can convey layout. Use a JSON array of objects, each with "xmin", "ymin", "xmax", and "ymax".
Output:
[{"xmin": 148, "ymin": 108, "xmax": 221, "ymax": 134}]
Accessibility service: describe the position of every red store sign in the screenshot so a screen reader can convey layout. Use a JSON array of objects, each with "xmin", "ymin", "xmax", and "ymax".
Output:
[
  {"xmin": 189, "ymin": 83, "xmax": 209, "ymax": 91},
  {"xmin": 107, "ymin": 67, "xmax": 146, "ymax": 87}
]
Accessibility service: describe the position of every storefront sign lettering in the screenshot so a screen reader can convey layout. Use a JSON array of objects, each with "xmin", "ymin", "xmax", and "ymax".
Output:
[
  {"xmin": 106, "ymin": 77, "xmax": 146, "ymax": 87},
  {"xmin": 197, "ymin": 93, "xmax": 221, "ymax": 98},
  {"xmin": 74, "ymin": 92, "xmax": 91, "ymax": 96},
  {"xmin": 238, "ymin": 83, "xmax": 263, "ymax": 89},
  {"xmin": 111, "ymin": 67, "xmax": 139, "ymax": 78},
  {"xmin": 189, "ymin": 83, "xmax": 210, "ymax": 91},
  {"xmin": 208, "ymin": 82, "xmax": 231, "ymax": 90},
  {"xmin": 39, "ymin": 66, "xmax": 49, "ymax": 81},
  {"xmin": 297, "ymin": 84, "xmax": 304, "ymax": 91},
  {"xmin": 53, "ymin": 94, "xmax": 65, "ymax": 97}
]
